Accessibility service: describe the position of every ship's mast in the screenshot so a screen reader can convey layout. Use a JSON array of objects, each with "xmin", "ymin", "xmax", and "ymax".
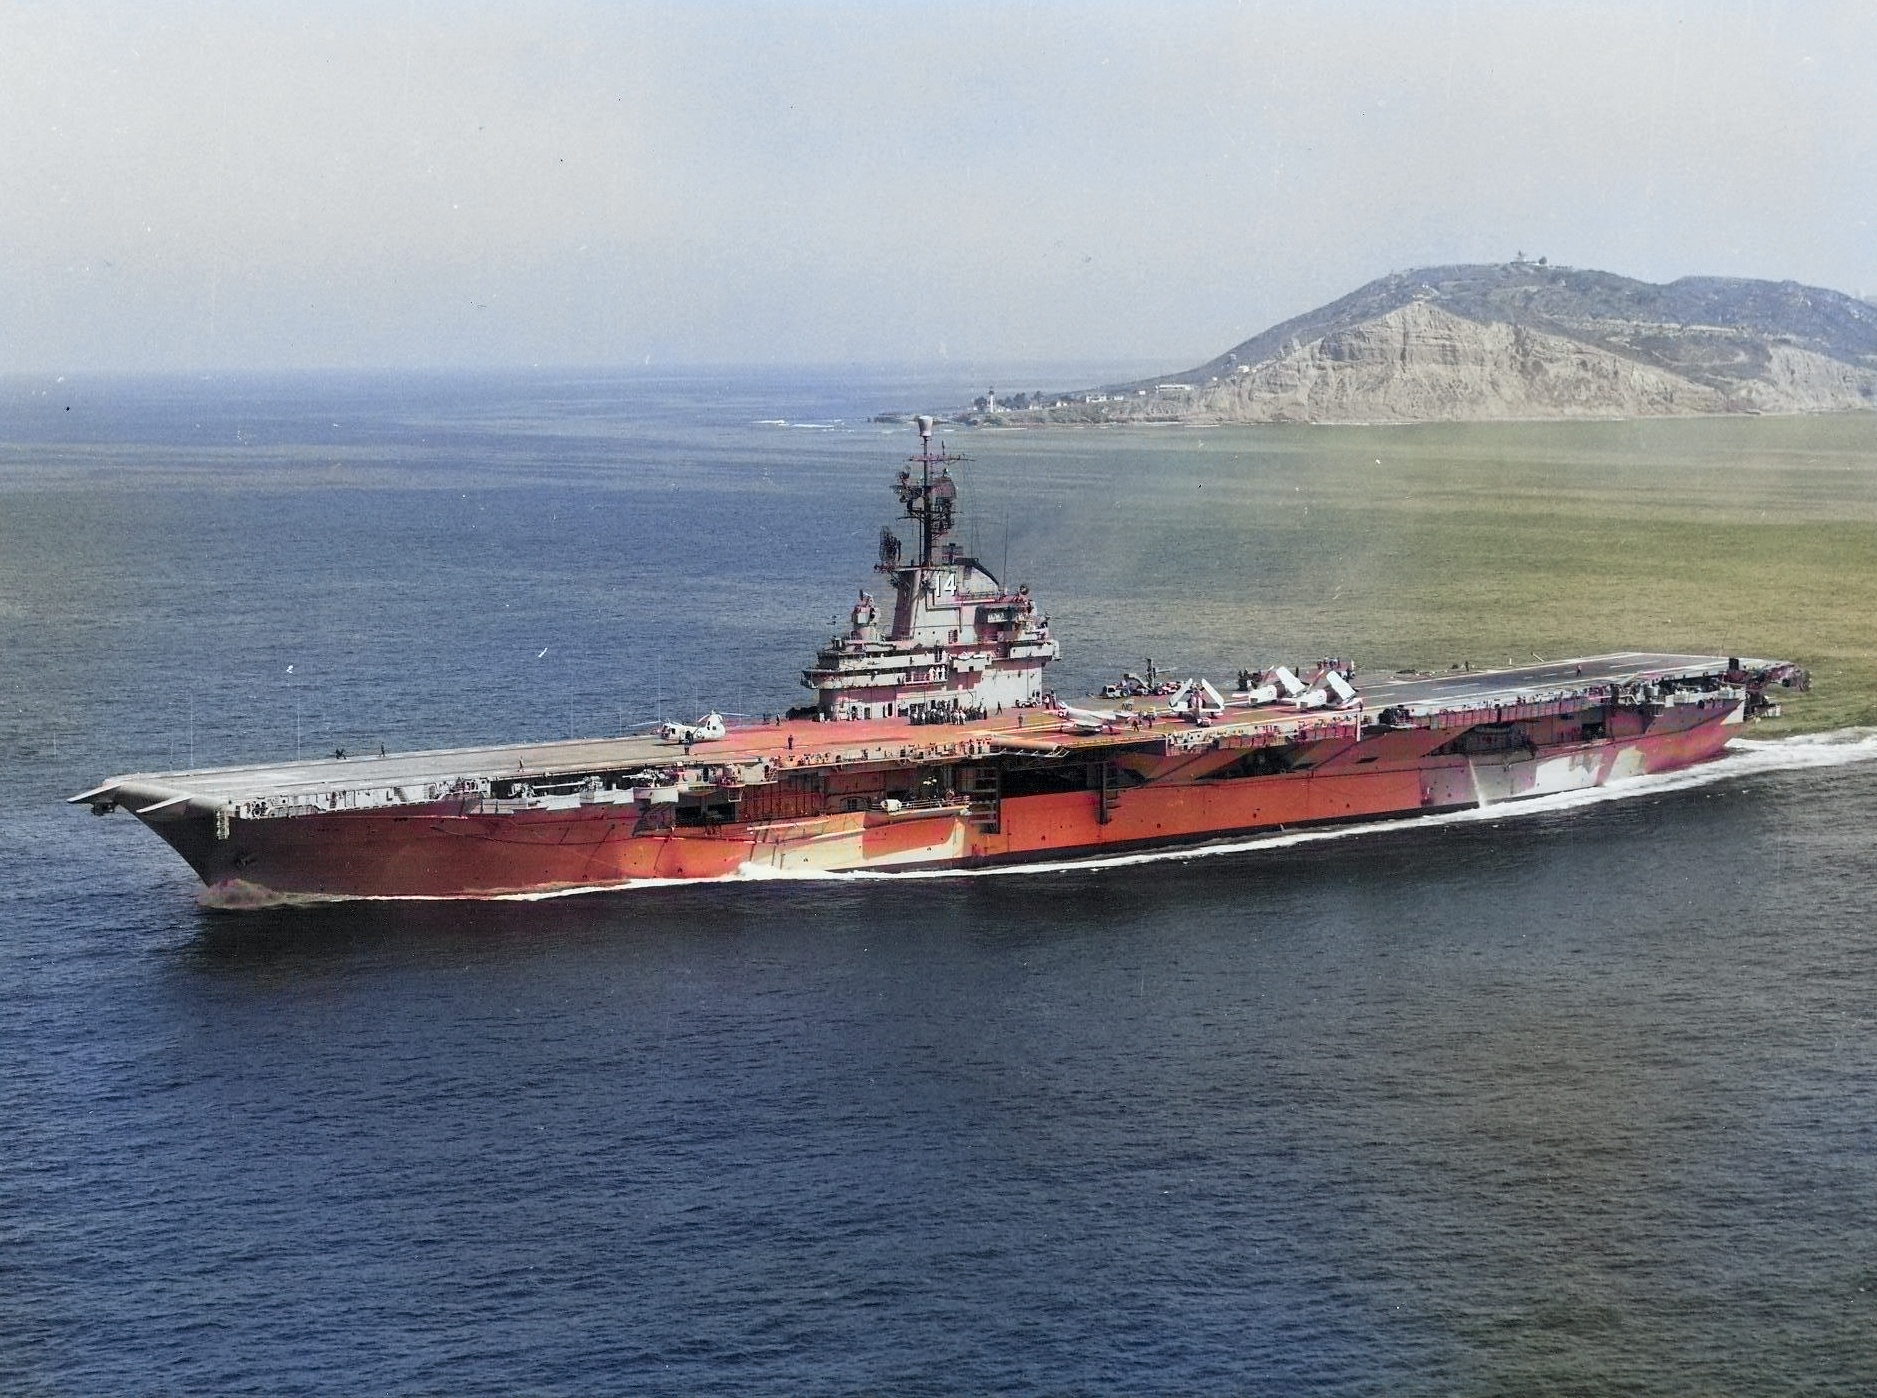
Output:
[
  {"xmin": 899, "ymin": 414, "xmax": 961, "ymax": 569},
  {"xmin": 916, "ymin": 416, "xmax": 936, "ymax": 565}
]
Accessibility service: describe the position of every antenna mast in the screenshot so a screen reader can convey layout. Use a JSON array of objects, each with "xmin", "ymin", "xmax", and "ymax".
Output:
[{"xmin": 901, "ymin": 414, "xmax": 963, "ymax": 567}]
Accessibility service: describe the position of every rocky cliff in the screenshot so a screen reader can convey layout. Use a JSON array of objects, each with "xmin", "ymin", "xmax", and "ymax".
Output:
[{"xmin": 987, "ymin": 264, "xmax": 1877, "ymax": 424}]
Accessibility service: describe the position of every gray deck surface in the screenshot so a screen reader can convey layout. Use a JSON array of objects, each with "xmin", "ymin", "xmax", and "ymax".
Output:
[
  {"xmin": 1357, "ymin": 651, "xmax": 1740, "ymax": 707},
  {"xmin": 80, "ymin": 651, "xmax": 1753, "ymax": 806}
]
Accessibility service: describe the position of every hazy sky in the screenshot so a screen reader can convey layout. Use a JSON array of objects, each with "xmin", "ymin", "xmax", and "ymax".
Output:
[{"xmin": 4, "ymin": 1, "xmax": 1874, "ymax": 373}]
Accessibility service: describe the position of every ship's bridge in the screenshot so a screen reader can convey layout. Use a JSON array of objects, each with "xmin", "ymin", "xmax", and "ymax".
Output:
[{"xmin": 802, "ymin": 421, "xmax": 1059, "ymax": 721}]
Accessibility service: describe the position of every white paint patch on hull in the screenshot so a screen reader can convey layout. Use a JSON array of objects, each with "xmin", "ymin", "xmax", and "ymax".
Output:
[{"xmin": 742, "ymin": 813, "xmax": 969, "ymax": 875}]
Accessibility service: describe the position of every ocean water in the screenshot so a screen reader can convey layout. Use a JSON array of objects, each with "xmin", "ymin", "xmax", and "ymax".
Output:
[{"xmin": 3, "ymin": 370, "xmax": 1875, "ymax": 1394}]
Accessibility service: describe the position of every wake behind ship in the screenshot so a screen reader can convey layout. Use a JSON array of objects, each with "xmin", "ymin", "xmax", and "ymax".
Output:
[{"xmin": 75, "ymin": 419, "xmax": 1807, "ymax": 906}]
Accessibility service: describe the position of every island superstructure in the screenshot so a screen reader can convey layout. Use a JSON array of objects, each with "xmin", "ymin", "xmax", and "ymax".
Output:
[
  {"xmin": 801, "ymin": 422, "xmax": 1057, "ymax": 720},
  {"xmin": 74, "ymin": 419, "xmax": 1807, "ymax": 906}
]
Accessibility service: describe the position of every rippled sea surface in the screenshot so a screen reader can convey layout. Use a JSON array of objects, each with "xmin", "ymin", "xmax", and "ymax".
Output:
[{"xmin": 3, "ymin": 370, "xmax": 1874, "ymax": 1394}]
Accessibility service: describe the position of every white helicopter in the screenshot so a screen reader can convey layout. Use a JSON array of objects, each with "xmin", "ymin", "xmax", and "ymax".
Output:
[{"xmin": 657, "ymin": 711, "xmax": 727, "ymax": 744}]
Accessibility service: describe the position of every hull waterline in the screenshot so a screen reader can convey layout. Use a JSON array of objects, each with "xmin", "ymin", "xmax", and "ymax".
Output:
[{"xmin": 100, "ymin": 684, "xmax": 1753, "ymax": 907}]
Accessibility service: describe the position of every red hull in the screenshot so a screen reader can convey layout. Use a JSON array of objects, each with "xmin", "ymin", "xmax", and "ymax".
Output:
[{"xmin": 148, "ymin": 706, "xmax": 1739, "ymax": 906}]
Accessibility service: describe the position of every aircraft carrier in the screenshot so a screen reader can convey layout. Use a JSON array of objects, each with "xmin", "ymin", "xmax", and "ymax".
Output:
[{"xmin": 75, "ymin": 419, "xmax": 1807, "ymax": 905}]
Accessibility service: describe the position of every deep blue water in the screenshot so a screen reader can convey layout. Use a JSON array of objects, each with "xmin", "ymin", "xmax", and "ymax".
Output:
[{"xmin": 2, "ymin": 370, "xmax": 1874, "ymax": 1394}]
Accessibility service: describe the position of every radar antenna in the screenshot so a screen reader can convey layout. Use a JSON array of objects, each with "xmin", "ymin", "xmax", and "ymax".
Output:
[{"xmin": 898, "ymin": 414, "xmax": 965, "ymax": 566}]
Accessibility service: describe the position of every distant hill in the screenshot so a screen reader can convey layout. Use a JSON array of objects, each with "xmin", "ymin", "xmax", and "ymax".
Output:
[{"xmin": 970, "ymin": 263, "xmax": 1877, "ymax": 424}]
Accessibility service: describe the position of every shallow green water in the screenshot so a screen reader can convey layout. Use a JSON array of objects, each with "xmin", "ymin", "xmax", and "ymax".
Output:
[{"xmin": 958, "ymin": 413, "xmax": 1877, "ymax": 730}]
